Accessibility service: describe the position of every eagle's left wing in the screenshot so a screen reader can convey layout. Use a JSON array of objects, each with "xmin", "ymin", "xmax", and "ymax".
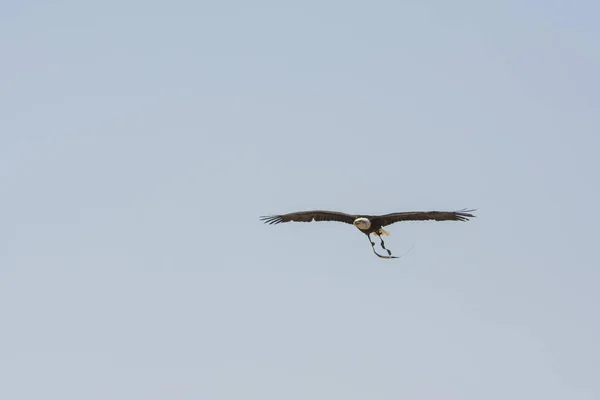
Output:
[{"xmin": 372, "ymin": 209, "xmax": 476, "ymax": 227}]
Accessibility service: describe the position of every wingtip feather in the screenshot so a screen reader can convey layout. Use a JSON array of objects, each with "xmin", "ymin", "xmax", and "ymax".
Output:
[
  {"xmin": 259, "ymin": 215, "xmax": 283, "ymax": 225},
  {"xmin": 455, "ymin": 208, "xmax": 476, "ymax": 221}
]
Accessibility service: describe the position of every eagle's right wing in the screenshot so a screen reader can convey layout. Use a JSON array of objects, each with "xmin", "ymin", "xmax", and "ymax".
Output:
[{"xmin": 260, "ymin": 210, "xmax": 357, "ymax": 225}]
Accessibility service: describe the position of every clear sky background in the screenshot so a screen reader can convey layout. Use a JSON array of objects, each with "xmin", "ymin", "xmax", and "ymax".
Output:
[{"xmin": 1, "ymin": 1, "xmax": 599, "ymax": 399}]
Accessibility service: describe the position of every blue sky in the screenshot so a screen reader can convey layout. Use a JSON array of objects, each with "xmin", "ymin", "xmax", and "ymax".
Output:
[{"xmin": 1, "ymin": 1, "xmax": 599, "ymax": 399}]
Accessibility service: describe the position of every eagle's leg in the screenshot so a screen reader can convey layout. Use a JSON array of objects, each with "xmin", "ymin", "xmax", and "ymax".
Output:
[
  {"xmin": 376, "ymin": 234, "xmax": 393, "ymax": 256},
  {"xmin": 366, "ymin": 234, "xmax": 398, "ymax": 259}
]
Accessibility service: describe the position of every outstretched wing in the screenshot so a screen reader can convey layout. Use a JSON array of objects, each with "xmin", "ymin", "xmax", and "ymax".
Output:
[
  {"xmin": 373, "ymin": 209, "xmax": 476, "ymax": 227},
  {"xmin": 260, "ymin": 210, "xmax": 357, "ymax": 225}
]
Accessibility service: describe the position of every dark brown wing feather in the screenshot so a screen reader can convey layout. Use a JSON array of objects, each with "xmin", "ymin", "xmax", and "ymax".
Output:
[
  {"xmin": 260, "ymin": 210, "xmax": 357, "ymax": 225},
  {"xmin": 372, "ymin": 209, "xmax": 476, "ymax": 227}
]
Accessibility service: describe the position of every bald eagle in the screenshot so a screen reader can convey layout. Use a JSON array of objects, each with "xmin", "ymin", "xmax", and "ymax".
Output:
[{"xmin": 260, "ymin": 209, "xmax": 476, "ymax": 259}]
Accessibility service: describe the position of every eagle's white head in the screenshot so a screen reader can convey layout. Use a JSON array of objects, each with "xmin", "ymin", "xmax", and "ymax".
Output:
[{"xmin": 353, "ymin": 217, "xmax": 371, "ymax": 231}]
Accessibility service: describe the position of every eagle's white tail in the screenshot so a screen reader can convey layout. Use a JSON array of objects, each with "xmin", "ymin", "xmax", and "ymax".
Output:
[{"xmin": 376, "ymin": 228, "xmax": 390, "ymax": 236}]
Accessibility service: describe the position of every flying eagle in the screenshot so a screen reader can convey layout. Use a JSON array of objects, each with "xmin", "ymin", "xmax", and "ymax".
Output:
[{"xmin": 260, "ymin": 209, "xmax": 476, "ymax": 259}]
